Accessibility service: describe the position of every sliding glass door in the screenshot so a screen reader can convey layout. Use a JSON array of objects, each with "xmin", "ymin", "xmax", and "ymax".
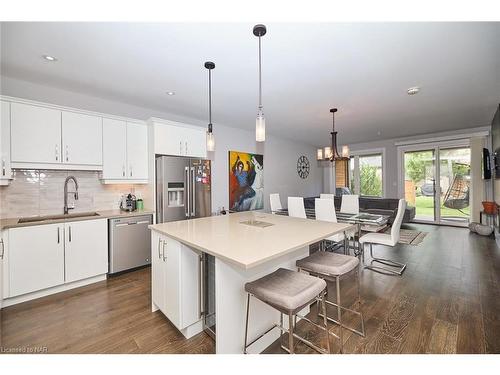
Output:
[{"xmin": 401, "ymin": 143, "xmax": 470, "ymax": 226}]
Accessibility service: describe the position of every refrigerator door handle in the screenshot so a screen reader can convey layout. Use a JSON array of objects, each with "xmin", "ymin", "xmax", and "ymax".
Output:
[
  {"xmin": 191, "ymin": 166, "xmax": 196, "ymax": 217},
  {"xmin": 185, "ymin": 166, "xmax": 190, "ymax": 217}
]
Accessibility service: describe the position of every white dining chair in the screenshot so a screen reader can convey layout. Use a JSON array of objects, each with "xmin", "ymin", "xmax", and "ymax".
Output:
[
  {"xmin": 288, "ymin": 197, "xmax": 307, "ymax": 219},
  {"xmin": 340, "ymin": 194, "xmax": 359, "ymax": 214},
  {"xmin": 269, "ymin": 193, "xmax": 282, "ymax": 213},
  {"xmin": 320, "ymin": 193, "xmax": 335, "ymax": 200},
  {"xmin": 315, "ymin": 198, "xmax": 345, "ymax": 250},
  {"xmin": 359, "ymin": 199, "xmax": 407, "ymax": 276}
]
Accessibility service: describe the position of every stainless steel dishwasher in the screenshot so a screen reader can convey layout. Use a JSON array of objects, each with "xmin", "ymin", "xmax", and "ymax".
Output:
[{"xmin": 109, "ymin": 215, "xmax": 152, "ymax": 274}]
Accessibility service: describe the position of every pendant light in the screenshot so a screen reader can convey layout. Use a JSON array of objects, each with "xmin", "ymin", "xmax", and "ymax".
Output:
[
  {"xmin": 253, "ymin": 24, "xmax": 267, "ymax": 142},
  {"xmin": 205, "ymin": 61, "xmax": 215, "ymax": 152},
  {"xmin": 317, "ymin": 108, "xmax": 350, "ymax": 161}
]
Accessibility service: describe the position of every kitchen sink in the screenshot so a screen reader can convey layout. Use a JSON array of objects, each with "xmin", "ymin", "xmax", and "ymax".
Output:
[{"xmin": 18, "ymin": 212, "xmax": 101, "ymax": 223}]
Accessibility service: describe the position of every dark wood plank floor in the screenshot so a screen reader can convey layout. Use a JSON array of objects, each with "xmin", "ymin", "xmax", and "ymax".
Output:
[{"xmin": 1, "ymin": 223, "xmax": 499, "ymax": 354}]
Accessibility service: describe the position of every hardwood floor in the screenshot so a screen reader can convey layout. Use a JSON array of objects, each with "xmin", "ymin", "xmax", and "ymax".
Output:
[{"xmin": 1, "ymin": 223, "xmax": 499, "ymax": 354}]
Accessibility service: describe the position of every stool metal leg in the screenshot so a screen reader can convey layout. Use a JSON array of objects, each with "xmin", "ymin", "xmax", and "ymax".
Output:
[
  {"xmin": 288, "ymin": 313, "xmax": 294, "ymax": 354},
  {"xmin": 244, "ymin": 293, "xmax": 251, "ymax": 354},
  {"xmin": 321, "ymin": 291, "xmax": 331, "ymax": 354},
  {"xmin": 336, "ymin": 276, "xmax": 343, "ymax": 353},
  {"xmin": 365, "ymin": 243, "xmax": 406, "ymax": 276}
]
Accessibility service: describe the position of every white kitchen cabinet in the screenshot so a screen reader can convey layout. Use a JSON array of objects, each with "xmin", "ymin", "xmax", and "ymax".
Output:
[
  {"xmin": 10, "ymin": 102, "xmax": 62, "ymax": 164},
  {"xmin": 7, "ymin": 223, "xmax": 65, "ymax": 298},
  {"xmin": 153, "ymin": 120, "xmax": 206, "ymax": 158},
  {"xmin": 1, "ymin": 232, "xmax": 5, "ymax": 309},
  {"xmin": 102, "ymin": 118, "xmax": 128, "ymax": 179},
  {"xmin": 126, "ymin": 122, "xmax": 149, "ymax": 180},
  {"xmin": 151, "ymin": 233, "xmax": 201, "ymax": 331},
  {"xmin": 62, "ymin": 111, "xmax": 102, "ymax": 166},
  {"xmin": 0, "ymin": 101, "xmax": 12, "ymax": 185},
  {"xmin": 101, "ymin": 119, "xmax": 148, "ymax": 183},
  {"xmin": 64, "ymin": 219, "xmax": 108, "ymax": 283}
]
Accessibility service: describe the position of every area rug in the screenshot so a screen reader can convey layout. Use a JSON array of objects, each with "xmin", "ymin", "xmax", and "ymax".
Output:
[{"xmin": 384, "ymin": 228, "xmax": 428, "ymax": 246}]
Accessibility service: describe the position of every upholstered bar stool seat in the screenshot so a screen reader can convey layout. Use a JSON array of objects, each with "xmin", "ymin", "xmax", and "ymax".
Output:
[
  {"xmin": 243, "ymin": 268, "xmax": 331, "ymax": 354},
  {"xmin": 296, "ymin": 251, "xmax": 366, "ymax": 353},
  {"xmin": 296, "ymin": 252, "xmax": 359, "ymax": 277},
  {"xmin": 245, "ymin": 268, "xmax": 327, "ymax": 314}
]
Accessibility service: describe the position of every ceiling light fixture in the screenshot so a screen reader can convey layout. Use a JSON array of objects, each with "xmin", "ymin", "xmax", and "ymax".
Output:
[
  {"xmin": 205, "ymin": 61, "xmax": 215, "ymax": 152},
  {"xmin": 407, "ymin": 86, "xmax": 420, "ymax": 95},
  {"xmin": 253, "ymin": 24, "xmax": 267, "ymax": 142},
  {"xmin": 317, "ymin": 108, "xmax": 350, "ymax": 162},
  {"xmin": 42, "ymin": 55, "xmax": 57, "ymax": 62},
  {"xmin": 166, "ymin": 91, "xmax": 176, "ymax": 96}
]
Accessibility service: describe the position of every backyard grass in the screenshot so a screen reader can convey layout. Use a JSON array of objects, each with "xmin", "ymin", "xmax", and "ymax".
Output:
[{"xmin": 412, "ymin": 195, "xmax": 469, "ymax": 219}]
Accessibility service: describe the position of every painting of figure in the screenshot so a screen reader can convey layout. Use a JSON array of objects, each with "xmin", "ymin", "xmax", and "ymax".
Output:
[{"xmin": 229, "ymin": 150, "xmax": 264, "ymax": 212}]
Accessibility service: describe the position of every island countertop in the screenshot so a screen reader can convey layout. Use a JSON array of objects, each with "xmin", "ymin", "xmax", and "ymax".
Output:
[{"xmin": 149, "ymin": 211, "xmax": 355, "ymax": 269}]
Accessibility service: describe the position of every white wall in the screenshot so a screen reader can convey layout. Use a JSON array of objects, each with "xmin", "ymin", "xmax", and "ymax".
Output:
[{"xmin": 1, "ymin": 76, "xmax": 323, "ymax": 213}]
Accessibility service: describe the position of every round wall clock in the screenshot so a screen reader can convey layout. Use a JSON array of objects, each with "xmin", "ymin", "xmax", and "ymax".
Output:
[{"xmin": 297, "ymin": 155, "xmax": 310, "ymax": 179}]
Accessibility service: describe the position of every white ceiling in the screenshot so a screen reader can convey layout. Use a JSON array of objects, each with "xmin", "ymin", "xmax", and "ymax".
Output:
[{"xmin": 1, "ymin": 22, "xmax": 499, "ymax": 146}]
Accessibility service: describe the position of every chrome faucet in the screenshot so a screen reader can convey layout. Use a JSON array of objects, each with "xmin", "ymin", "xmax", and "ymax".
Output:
[{"xmin": 64, "ymin": 176, "xmax": 79, "ymax": 214}]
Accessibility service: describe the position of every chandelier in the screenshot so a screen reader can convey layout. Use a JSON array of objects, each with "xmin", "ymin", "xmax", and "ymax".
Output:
[{"xmin": 317, "ymin": 108, "xmax": 350, "ymax": 161}]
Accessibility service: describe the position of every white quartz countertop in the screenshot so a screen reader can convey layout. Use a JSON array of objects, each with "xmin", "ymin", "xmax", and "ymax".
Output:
[{"xmin": 149, "ymin": 211, "xmax": 355, "ymax": 269}]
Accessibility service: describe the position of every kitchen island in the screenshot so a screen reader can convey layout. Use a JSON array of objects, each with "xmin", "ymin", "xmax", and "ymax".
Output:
[{"xmin": 149, "ymin": 211, "xmax": 355, "ymax": 354}]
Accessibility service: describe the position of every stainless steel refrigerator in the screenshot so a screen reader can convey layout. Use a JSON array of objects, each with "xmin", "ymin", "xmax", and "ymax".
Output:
[
  {"xmin": 156, "ymin": 156, "xmax": 212, "ymax": 223},
  {"xmin": 155, "ymin": 155, "xmax": 216, "ymax": 338}
]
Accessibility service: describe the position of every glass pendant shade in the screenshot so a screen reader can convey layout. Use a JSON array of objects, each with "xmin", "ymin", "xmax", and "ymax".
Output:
[
  {"xmin": 206, "ymin": 130, "xmax": 215, "ymax": 152},
  {"xmin": 342, "ymin": 145, "xmax": 350, "ymax": 158},
  {"xmin": 256, "ymin": 112, "xmax": 266, "ymax": 142},
  {"xmin": 317, "ymin": 148, "xmax": 324, "ymax": 160},
  {"xmin": 324, "ymin": 146, "xmax": 332, "ymax": 159}
]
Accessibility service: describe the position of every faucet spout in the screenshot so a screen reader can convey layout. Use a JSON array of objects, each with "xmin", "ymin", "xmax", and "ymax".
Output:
[{"xmin": 64, "ymin": 176, "xmax": 79, "ymax": 215}]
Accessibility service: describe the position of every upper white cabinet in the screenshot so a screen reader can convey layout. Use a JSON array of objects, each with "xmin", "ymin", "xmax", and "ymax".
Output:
[
  {"xmin": 0, "ymin": 101, "xmax": 12, "ymax": 185},
  {"xmin": 62, "ymin": 111, "xmax": 102, "ymax": 166},
  {"xmin": 11, "ymin": 102, "xmax": 62, "ymax": 164},
  {"xmin": 101, "ymin": 118, "xmax": 149, "ymax": 183},
  {"xmin": 152, "ymin": 119, "xmax": 206, "ymax": 158},
  {"xmin": 126, "ymin": 122, "xmax": 149, "ymax": 180}
]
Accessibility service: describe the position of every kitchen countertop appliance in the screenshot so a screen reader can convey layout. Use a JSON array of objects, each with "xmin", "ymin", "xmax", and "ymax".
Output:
[
  {"xmin": 120, "ymin": 193, "xmax": 137, "ymax": 212},
  {"xmin": 109, "ymin": 214, "xmax": 153, "ymax": 274}
]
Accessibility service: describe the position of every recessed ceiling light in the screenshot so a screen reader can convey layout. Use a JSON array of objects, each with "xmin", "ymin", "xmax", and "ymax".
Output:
[
  {"xmin": 42, "ymin": 55, "xmax": 57, "ymax": 62},
  {"xmin": 166, "ymin": 91, "xmax": 175, "ymax": 96},
  {"xmin": 407, "ymin": 86, "xmax": 420, "ymax": 95}
]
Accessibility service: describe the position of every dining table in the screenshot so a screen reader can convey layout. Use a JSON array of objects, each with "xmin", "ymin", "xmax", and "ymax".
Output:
[{"xmin": 273, "ymin": 208, "xmax": 391, "ymax": 256}]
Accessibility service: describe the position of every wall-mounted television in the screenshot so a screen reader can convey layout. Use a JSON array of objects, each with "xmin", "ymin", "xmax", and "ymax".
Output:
[{"xmin": 483, "ymin": 148, "xmax": 492, "ymax": 179}]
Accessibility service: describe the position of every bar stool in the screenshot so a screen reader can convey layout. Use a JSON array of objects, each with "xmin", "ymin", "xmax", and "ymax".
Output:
[
  {"xmin": 244, "ymin": 268, "xmax": 330, "ymax": 354},
  {"xmin": 296, "ymin": 251, "xmax": 365, "ymax": 353}
]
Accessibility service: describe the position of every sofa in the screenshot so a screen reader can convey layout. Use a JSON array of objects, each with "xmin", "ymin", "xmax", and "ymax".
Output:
[{"xmin": 304, "ymin": 196, "xmax": 416, "ymax": 223}]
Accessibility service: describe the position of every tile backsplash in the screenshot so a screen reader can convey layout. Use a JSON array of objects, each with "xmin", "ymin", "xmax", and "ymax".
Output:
[{"xmin": 0, "ymin": 170, "xmax": 152, "ymax": 219}]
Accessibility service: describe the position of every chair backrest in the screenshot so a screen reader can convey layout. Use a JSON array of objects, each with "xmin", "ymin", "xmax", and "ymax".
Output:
[
  {"xmin": 340, "ymin": 194, "xmax": 359, "ymax": 214},
  {"xmin": 269, "ymin": 193, "xmax": 282, "ymax": 213},
  {"xmin": 315, "ymin": 198, "xmax": 337, "ymax": 223},
  {"xmin": 288, "ymin": 197, "xmax": 307, "ymax": 219},
  {"xmin": 390, "ymin": 199, "xmax": 406, "ymax": 244},
  {"xmin": 320, "ymin": 193, "xmax": 335, "ymax": 200}
]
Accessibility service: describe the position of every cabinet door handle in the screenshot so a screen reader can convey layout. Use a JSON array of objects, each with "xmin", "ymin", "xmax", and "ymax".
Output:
[
  {"xmin": 158, "ymin": 238, "xmax": 163, "ymax": 259},
  {"xmin": 55, "ymin": 144, "xmax": 59, "ymax": 161},
  {"xmin": 0, "ymin": 238, "xmax": 4, "ymax": 259},
  {"xmin": 57, "ymin": 227, "xmax": 60, "ymax": 244},
  {"xmin": 122, "ymin": 164, "xmax": 125, "ymax": 177},
  {"xmin": 2, "ymin": 159, "xmax": 5, "ymax": 176},
  {"xmin": 185, "ymin": 141, "xmax": 188, "ymax": 155},
  {"xmin": 130, "ymin": 165, "xmax": 133, "ymax": 177},
  {"xmin": 69, "ymin": 225, "xmax": 72, "ymax": 242},
  {"xmin": 66, "ymin": 145, "xmax": 69, "ymax": 162},
  {"xmin": 179, "ymin": 141, "xmax": 182, "ymax": 155},
  {"xmin": 162, "ymin": 240, "xmax": 167, "ymax": 261}
]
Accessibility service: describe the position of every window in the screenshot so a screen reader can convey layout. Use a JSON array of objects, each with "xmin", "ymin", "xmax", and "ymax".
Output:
[{"xmin": 349, "ymin": 150, "xmax": 385, "ymax": 197}]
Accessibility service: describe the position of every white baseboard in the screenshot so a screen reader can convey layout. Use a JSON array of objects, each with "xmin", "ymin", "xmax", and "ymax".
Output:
[{"xmin": 2, "ymin": 274, "xmax": 107, "ymax": 308}]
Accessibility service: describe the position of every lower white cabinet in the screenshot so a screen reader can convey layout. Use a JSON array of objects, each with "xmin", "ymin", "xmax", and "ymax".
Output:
[
  {"xmin": 7, "ymin": 223, "xmax": 65, "ymax": 297},
  {"xmin": 151, "ymin": 232, "xmax": 201, "ymax": 331},
  {"xmin": 5, "ymin": 219, "xmax": 108, "ymax": 298},
  {"xmin": 64, "ymin": 219, "xmax": 108, "ymax": 283}
]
